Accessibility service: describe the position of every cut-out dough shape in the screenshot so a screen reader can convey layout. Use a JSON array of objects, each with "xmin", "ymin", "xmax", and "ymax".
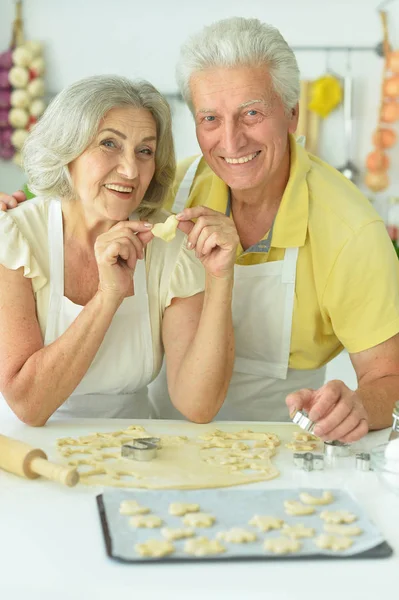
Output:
[
  {"xmin": 135, "ymin": 539, "xmax": 175, "ymax": 557},
  {"xmin": 168, "ymin": 502, "xmax": 200, "ymax": 516},
  {"xmin": 216, "ymin": 528, "xmax": 257, "ymax": 543},
  {"xmin": 119, "ymin": 500, "xmax": 150, "ymax": 515},
  {"xmin": 248, "ymin": 515, "xmax": 284, "ymax": 531},
  {"xmin": 161, "ymin": 527, "xmax": 195, "ymax": 541},
  {"xmin": 323, "ymin": 523, "xmax": 363, "ymax": 536},
  {"xmin": 184, "ymin": 537, "xmax": 226, "ymax": 556},
  {"xmin": 284, "ymin": 500, "xmax": 315, "ymax": 516},
  {"xmin": 285, "ymin": 442, "xmax": 317, "ymax": 452},
  {"xmin": 182, "ymin": 512, "xmax": 215, "ymax": 527},
  {"xmin": 293, "ymin": 431, "xmax": 319, "ymax": 442},
  {"xmin": 151, "ymin": 215, "xmax": 179, "ymax": 242},
  {"xmin": 319, "ymin": 510, "xmax": 357, "ymax": 524},
  {"xmin": 129, "ymin": 515, "xmax": 163, "ymax": 528},
  {"xmin": 314, "ymin": 534, "xmax": 353, "ymax": 551},
  {"xmin": 264, "ymin": 537, "xmax": 301, "ymax": 554},
  {"xmin": 299, "ymin": 491, "xmax": 334, "ymax": 505},
  {"xmin": 282, "ymin": 523, "xmax": 315, "ymax": 538}
]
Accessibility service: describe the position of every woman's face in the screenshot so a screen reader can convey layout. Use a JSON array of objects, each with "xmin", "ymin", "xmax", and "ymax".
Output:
[{"xmin": 68, "ymin": 106, "xmax": 157, "ymax": 221}]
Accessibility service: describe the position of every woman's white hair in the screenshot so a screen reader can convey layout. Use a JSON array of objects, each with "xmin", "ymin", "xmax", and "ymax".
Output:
[
  {"xmin": 176, "ymin": 17, "xmax": 300, "ymax": 114},
  {"xmin": 23, "ymin": 75, "xmax": 175, "ymax": 218}
]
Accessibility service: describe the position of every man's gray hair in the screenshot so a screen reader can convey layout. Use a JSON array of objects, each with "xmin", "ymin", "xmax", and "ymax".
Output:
[
  {"xmin": 176, "ymin": 17, "xmax": 300, "ymax": 114},
  {"xmin": 23, "ymin": 75, "xmax": 175, "ymax": 218}
]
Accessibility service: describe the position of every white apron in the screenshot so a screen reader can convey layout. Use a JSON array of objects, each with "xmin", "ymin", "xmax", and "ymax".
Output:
[
  {"xmin": 44, "ymin": 199, "xmax": 153, "ymax": 418},
  {"xmin": 148, "ymin": 156, "xmax": 326, "ymax": 421}
]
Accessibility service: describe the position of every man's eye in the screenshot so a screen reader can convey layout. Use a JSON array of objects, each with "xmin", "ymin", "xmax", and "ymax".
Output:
[
  {"xmin": 247, "ymin": 110, "xmax": 258, "ymax": 116},
  {"xmin": 204, "ymin": 115, "xmax": 216, "ymax": 122}
]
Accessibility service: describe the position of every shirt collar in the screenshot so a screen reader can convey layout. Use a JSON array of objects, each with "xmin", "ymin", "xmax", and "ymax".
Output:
[{"xmin": 271, "ymin": 134, "xmax": 311, "ymax": 248}]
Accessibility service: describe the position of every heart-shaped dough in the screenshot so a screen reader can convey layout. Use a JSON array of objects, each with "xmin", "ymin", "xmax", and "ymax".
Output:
[{"xmin": 152, "ymin": 215, "xmax": 178, "ymax": 242}]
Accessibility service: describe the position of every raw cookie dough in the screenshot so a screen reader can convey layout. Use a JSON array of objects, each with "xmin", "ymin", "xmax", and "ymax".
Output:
[
  {"xmin": 119, "ymin": 499, "xmax": 150, "ymax": 515},
  {"xmin": 182, "ymin": 512, "xmax": 215, "ymax": 528},
  {"xmin": 323, "ymin": 524, "xmax": 363, "ymax": 536},
  {"xmin": 319, "ymin": 510, "xmax": 357, "ymax": 524},
  {"xmin": 299, "ymin": 491, "xmax": 334, "ymax": 505},
  {"xmin": 184, "ymin": 536, "xmax": 226, "ymax": 556},
  {"xmin": 284, "ymin": 500, "xmax": 315, "ymax": 516},
  {"xmin": 314, "ymin": 534, "xmax": 353, "ymax": 551},
  {"xmin": 281, "ymin": 523, "xmax": 315, "ymax": 538},
  {"xmin": 264, "ymin": 537, "xmax": 301, "ymax": 554},
  {"xmin": 216, "ymin": 527, "xmax": 257, "ymax": 543},
  {"xmin": 248, "ymin": 515, "xmax": 284, "ymax": 531},
  {"xmin": 130, "ymin": 514, "xmax": 163, "ymax": 528},
  {"xmin": 168, "ymin": 502, "xmax": 200, "ymax": 516},
  {"xmin": 151, "ymin": 215, "xmax": 178, "ymax": 242},
  {"xmin": 285, "ymin": 442, "xmax": 317, "ymax": 452},
  {"xmin": 161, "ymin": 527, "xmax": 195, "ymax": 541},
  {"xmin": 293, "ymin": 432, "xmax": 319, "ymax": 442},
  {"xmin": 135, "ymin": 539, "xmax": 175, "ymax": 557}
]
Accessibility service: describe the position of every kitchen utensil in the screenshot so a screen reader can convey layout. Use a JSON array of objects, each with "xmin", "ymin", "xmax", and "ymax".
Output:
[
  {"xmin": 121, "ymin": 437, "xmax": 160, "ymax": 461},
  {"xmin": 337, "ymin": 51, "xmax": 359, "ymax": 182},
  {"xmin": 356, "ymin": 452, "xmax": 371, "ymax": 471},
  {"xmin": 293, "ymin": 452, "xmax": 324, "ymax": 471},
  {"xmin": 324, "ymin": 440, "xmax": 351, "ymax": 458},
  {"xmin": 291, "ymin": 408, "xmax": 316, "ymax": 433},
  {"xmin": 0, "ymin": 433, "xmax": 79, "ymax": 486}
]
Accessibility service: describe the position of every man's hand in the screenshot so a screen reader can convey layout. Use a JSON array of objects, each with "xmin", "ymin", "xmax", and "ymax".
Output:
[
  {"xmin": 176, "ymin": 206, "xmax": 239, "ymax": 279},
  {"xmin": 0, "ymin": 191, "xmax": 27, "ymax": 211},
  {"xmin": 286, "ymin": 380, "xmax": 369, "ymax": 443}
]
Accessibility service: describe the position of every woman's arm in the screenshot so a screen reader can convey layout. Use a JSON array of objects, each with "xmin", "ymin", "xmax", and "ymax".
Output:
[
  {"xmin": 0, "ymin": 264, "xmax": 123, "ymax": 425},
  {"xmin": 162, "ymin": 276, "xmax": 234, "ymax": 423},
  {"xmin": 0, "ymin": 220, "xmax": 150, "ymax": 426}
]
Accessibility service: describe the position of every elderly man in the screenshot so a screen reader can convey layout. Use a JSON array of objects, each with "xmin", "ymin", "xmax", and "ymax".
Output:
[{"xmin": 2, "ymin": 17, "xmax": 399, "ymax": 442}]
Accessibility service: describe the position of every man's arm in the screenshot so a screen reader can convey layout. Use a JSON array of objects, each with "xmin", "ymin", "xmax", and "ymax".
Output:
[{"xmin": 0, "ymin": 191, "xmax": 27, "ymax": 211}]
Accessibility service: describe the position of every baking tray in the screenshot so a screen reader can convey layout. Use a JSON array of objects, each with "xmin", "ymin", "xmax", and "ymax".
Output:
[{"xmin": 96, "ymin": 488, "xmax": 392, "ymax": 563}]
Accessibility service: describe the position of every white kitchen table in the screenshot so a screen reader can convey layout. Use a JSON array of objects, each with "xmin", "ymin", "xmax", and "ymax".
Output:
[{"xmin": 0, "ymin": 415, "xmax": 397, "ymax": 600}]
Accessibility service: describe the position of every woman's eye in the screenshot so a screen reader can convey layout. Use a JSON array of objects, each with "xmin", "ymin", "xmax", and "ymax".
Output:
[
  {"xmin": 101, "ymin": 139, "xmax": 116, "ymax": 148},
  {"xmin": 139, "ymin": 148, "xmax": 154, "ymax": 156}
]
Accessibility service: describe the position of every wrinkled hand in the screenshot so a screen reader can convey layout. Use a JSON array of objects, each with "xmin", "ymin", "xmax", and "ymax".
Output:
[
  {"xmin": 95, "ymin": 220, "xmax": 153, "ymax": 298},
  {"xmin": 286, "ymin": 380, "xmax": 369, "ymax": 443},
  {"xmin": 176, "ymin": 206, "xmax": 239, "ymax": 279},
  {"xmin": 0, "ymin": 190, "xmax": 27, "ymax": 211}
]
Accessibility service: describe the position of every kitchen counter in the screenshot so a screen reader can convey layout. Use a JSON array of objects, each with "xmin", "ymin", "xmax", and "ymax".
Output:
[{"xmin": 0, "ymin": 415, "xmax": 397, "ymax": 600}]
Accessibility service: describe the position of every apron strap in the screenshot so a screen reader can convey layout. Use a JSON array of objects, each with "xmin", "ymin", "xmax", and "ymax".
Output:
[
  {"xmin": 280, "ymin": 247, "xmax": 299, "ymax": 371},
  {"xmin": 44, "ymin": 199, "xmax": 65, "ymax": 345},
  {"xmin": 171, "ymin": 155, "xmax": 202, "ymax": 213}
]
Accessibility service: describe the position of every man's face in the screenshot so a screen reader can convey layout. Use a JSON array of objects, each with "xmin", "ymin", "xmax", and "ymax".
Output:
[{"xmin": 190, "ymin": 66, "xmax": 298, "ymax": 193}]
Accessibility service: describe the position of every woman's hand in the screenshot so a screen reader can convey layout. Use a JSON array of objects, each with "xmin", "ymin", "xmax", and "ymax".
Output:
[
  {"xmin": 176, "ymin": 206, "xmax": 239, "ymax": 279},
  {"xmin": 0, "ymin": 191, "xmax": 27, "ymax": 211},
  {"xmin": 94, "ymin": 220, "xmax": 152, "ymax": 299}
]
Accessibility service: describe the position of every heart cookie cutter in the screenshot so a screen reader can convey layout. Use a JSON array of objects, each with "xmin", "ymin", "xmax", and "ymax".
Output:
[{"xmin": 121, "ymin": 437, "xmax": 161, "ymax": 461}]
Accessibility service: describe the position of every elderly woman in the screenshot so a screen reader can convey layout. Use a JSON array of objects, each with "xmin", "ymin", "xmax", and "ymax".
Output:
[{"xmin": 0, "ymin": 75, "xmax": 237, "ymax": 425}]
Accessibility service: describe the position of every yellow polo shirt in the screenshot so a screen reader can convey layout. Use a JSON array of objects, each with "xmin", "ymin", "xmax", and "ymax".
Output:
[{"xmin": 164, "ymin": 135, "xmax": 399, "ymax": 369}]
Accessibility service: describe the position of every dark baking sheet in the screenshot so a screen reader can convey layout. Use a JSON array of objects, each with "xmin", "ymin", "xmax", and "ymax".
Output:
[{"xmin": 96, "ymin": 488, "xmax": 393, "ymax": 563}]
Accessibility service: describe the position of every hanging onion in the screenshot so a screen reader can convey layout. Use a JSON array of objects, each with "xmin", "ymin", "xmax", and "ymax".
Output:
[{"xmin": 364, "ymin": 170, "xmax": 390, "ymax": 192}]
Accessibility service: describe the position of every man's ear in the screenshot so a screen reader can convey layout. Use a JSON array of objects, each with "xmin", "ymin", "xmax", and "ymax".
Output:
[{"xmin": 288, "ymin": 102, "xmax": 299, "ymax": 133}]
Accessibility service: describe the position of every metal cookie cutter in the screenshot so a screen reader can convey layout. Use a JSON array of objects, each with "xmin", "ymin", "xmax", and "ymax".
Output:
[
  {"xmin": 355, "ymin": 452, "xmax": 371, "ymax": 471},
  {"xmin": 324, "ymin": 440, "xmax": 351, "ymax": 459},
  {"xmin": 121, "ymin": 437, "xmax": 160, "ymax": 461},
  {"xmin": 293, "ymin": 452, "xmax": 324, "ymax": 471},
  {"xmin": 291, "ymin": 409, "xmax": 316, "ymax": 434}
]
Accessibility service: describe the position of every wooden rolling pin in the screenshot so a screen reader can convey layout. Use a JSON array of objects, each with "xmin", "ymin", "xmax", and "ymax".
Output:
[{"xmin": 0, "ymin": 433, "xmax": 79, "ymax": 487}]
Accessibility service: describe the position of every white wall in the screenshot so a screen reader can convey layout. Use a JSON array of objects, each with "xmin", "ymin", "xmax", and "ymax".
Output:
[{"xmin": 0, "ymin": 0, "xmax": 398, "ymax": 206}]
